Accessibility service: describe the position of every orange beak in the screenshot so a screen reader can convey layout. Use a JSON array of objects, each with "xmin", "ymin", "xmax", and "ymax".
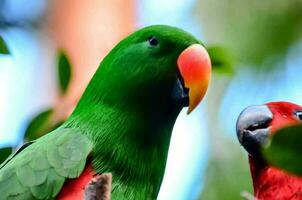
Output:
[{"xmin": 177, "ymin": 44, "xmax": 211, "ymax": 114}]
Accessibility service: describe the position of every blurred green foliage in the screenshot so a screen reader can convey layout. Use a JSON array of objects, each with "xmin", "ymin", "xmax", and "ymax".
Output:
[
  {"xmin": 0, "ymin": 35, "xmax": 10, "ymax": 54},
  {"xmin": 263, "ymin": 124, "xmax": 302, "ymax": 176},
  {"xmin": 0, "ymin": 147, "xmax": 12, "ymax": 164},
  {"xmin": 24, "ymin": 109, "xmax": 53, "ymax": 141},
  {"xmin": 207, "ymin": 46, "xmax": 234, "ymax": 75},
  {"xmin": 57, "ymin": 50, "xmax": 72, "ymax": 94},
  {"xmin": 24, "ymin": 109, "xmax": 63, "ymax": 141},
  {"xmin": 197, "ymin": 0, "xmax": 302, "ymax": 68}
]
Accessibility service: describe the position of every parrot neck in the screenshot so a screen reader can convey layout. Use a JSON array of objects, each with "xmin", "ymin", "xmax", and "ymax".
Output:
[
  {"xmin": 65, "ymin": 93, "xmax": 182, "ymax": 198},
  {"xmin": 249, "ymin": 156, "xmax": 302, "ymax": 199}
]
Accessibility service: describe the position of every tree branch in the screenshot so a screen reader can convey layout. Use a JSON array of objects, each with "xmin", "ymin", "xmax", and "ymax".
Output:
[{"xmin": 84, "ymin": 173, "xmax": 112, "ymax": 200}]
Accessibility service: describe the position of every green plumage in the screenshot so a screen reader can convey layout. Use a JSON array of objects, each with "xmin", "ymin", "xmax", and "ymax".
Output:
[
  {"xmin": 0, "ymin": 129, "xmax": 92, "ymax": 199},
  {"xmin": 0, "ymin": 25, "xmax": 202, "ymax": 199}
]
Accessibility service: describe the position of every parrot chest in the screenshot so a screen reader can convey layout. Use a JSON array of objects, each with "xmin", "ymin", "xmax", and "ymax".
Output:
[{"xmin": 255, "ymin": 167, "xmax": 302, "ymax": 200}]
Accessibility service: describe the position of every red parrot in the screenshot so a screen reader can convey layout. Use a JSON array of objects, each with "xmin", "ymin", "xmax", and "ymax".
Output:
[{"xmin": 236, "ymin": 102, "xmax": 302, "ymax": 200}]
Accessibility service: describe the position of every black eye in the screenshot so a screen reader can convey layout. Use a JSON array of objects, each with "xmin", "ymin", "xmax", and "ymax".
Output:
[
  {"xmin": 148, "ymin": 36, "xmax": 159, "ymax": 46},
  {"xmin": 294, "ymin": 111, "xmax": 302, "ymax": 120}
]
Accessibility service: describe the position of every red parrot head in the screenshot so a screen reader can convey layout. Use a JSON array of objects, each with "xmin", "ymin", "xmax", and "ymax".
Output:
[{"xmin": 236, "ymin": 102, "xmax": 302, "ymax": 199}]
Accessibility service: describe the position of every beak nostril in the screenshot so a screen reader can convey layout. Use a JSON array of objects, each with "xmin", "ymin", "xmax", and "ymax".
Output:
[{"xmin": 245, "ymin": 120, "xmax": 271, "ymax": 132}]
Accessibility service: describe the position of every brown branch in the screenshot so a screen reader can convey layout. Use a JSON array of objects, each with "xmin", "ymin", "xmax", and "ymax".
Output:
[{"xmin": 84, "ymin": 173, "xmax": 112, "ymax": 200}]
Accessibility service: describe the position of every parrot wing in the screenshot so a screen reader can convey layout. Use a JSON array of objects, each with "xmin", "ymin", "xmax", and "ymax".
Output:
[{"xmin": 0, "ymin": 128, "xmax": 93, "ymax": 199}]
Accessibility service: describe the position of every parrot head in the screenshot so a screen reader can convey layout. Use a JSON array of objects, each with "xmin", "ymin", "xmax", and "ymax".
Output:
[
  {"xmin": 78, "ymin": 25, "xmax": 211, "ymax": 117},
  {"xmin": 236, "ymin": 102, "xmax": 302, "ymax": 198},
  {"xmin": 236, "ymin": 102, "xmax": 302, "ymax": 159}
]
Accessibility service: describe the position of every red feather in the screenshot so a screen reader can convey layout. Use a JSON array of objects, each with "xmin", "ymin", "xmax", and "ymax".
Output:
[
  {"xmin": 57, "ymin": 164, "xmax": 96, "ymax": 200},
  {"xmin": 250, "ymin": 157, "xmax": 302, "ymax": 199}
]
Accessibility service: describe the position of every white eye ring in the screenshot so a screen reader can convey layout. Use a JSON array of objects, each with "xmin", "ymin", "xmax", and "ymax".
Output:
[{"xmin": 294, "ymin": 111, "xmax": 302, "ymax": 120}]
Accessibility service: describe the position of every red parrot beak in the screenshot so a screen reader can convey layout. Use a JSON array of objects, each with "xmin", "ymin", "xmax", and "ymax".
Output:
[{"xmin": 177, "ymin": 44, "xmax": 212, "ymax": 114}]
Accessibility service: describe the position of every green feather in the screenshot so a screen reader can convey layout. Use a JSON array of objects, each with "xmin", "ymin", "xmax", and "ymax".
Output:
[{"xmin": 0, "ymin": 129, "xmax": 92, "ymax": 199}]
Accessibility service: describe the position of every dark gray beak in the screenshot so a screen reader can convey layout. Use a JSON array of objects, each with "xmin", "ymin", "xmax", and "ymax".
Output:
[
  {"xmin": 171, "ymin": 76, "xmax": 189, "ymax": 107},
  {"xmin": 236, "ymin": 105, "xmax": 273, "ymax": 158}
]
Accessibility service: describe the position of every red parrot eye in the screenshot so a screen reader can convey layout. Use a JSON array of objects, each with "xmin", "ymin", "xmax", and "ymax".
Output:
[
  {"xmin": 148, "ymin": 36, "xmax": 159, "ymax": 46},
  {"xmin": 294, "ymin": 111, "xmax": 302, "ymax": 120}
]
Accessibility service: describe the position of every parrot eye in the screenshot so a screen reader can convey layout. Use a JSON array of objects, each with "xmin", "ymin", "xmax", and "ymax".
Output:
[
  {"xmin": 294, "ymin": 111, "xmax": 302, "ymax": 120},
  {"xmin": 148, "ymin": 36, "xmax": 159, "ymax": 46}
]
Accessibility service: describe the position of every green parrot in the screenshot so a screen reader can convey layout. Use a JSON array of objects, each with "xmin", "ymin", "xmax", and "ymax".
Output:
[{"xmin": 0, "ymin": 25, "xmax": 211, "ymax": 200}]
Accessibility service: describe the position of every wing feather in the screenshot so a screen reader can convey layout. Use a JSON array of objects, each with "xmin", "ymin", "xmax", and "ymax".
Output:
[{"xmin": 0, "ymin": 128, "xmax": 93, "ymax": 200}]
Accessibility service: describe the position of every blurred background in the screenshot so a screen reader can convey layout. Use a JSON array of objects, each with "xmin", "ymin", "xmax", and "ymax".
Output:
[{"xmin": 0, "ymin": 0, "xmax": 301, "ymax": 199}]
